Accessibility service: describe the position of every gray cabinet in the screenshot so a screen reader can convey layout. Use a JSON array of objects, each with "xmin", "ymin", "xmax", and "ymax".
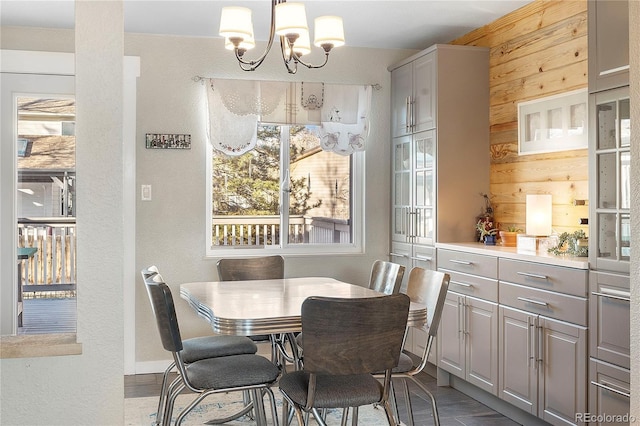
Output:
[
  {"xmin": 391, "ymin": 242, "xmax": 437, "ymax": 360},
  {"xmin": 498, "ymin": 305, "xmax": 588, "ymax": 425},
  {"xmin": 498, "ymin": 258, "xmax": 588, "ymax": 426},
  {"xmin": 389, "ymin": 44, "xmax": 490, "ymax": 250},
  {"xmin": 437, "ymin": 249, "xmax": 499, "ymax": 395},
  {"xmin": 391, "ymin": 53, "xmax": 435, "ymax": 137},
  {"xmin": 589, "ymin": 271, "xmax": 630, "ymax": 369},
  {"xmin": 589, "ymin": 359, "xmax": 631, "ymax": 425},
  {"xmin": 589, "ymin": 87, "xmax": 631, "ymax": 274},
  {"xmin": 588, "ymin": 3, "xmax": 631, "ymax": 417},
  {"xmin": 588, "ymin": 0, "xmax": 629, "ymax": 93}
]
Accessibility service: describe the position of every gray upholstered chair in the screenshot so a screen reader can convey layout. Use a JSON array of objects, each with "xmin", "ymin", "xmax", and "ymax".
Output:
[
  {"xmin": 141, "ymin": 266, "xmax": 259, "ymax": 425},
  {"xmin": 217, "ymin": 255, "xmax": 288, "ymax": 362},
  {"xmin": 295, "ymin": 259, "xmax": 405, "ymax": 354},
  {"xmin": 216, "ymin": 255, "xmax": 284, "ymax": 281},
  {"xmin": 279, "ymin": 294, "xmax": 410, "ymax": 426},
  {"xmin": 143, "ymin": 271, "xmax": 279, "ymax": 426},
  {"xmin": 369, "ymin": 260, "xmax": 405, "ymax": 295},
  {"xmin": 386, "ymin": 267, "xmax": 450, "ymax": 426}
]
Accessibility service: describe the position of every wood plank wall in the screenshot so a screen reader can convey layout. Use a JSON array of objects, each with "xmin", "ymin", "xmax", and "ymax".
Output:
[{"xmin": 451, "ymin": 0, "xmax": 589, "ymax": 235}]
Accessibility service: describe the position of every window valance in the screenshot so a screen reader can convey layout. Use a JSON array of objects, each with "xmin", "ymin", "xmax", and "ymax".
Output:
[{"xmin": 206, "ymin": 78, "xmax": 371, "ymax": 156}]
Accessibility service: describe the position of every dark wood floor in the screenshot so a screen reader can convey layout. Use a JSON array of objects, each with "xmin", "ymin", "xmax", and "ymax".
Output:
[{"xmin": 125, "ymin": 369, "xmax": 520, "ymax": 425}]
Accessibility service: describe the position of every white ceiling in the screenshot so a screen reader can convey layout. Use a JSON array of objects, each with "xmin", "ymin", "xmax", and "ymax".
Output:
[{"xmin": 1, "ymin": 0, "xmax": 533, "ymax": 51}]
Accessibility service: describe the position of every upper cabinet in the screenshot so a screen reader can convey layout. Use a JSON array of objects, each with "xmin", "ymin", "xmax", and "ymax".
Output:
[
  {"xmin": 389, "ymin": 45, "xmax": 490, "ymax": 247},
  {"xmin": 588, "ymin": 0, "xmax": 629, "ymax": 93},
  {"xmin": 391, "ymin": 54, "xmax": 436, "ymax": 137},
  {"xmin": 589, "ymin": 86, "xmax": 630, "ymax": 274}
]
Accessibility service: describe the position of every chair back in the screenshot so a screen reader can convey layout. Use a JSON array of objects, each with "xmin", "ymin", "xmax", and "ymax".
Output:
[
  {"xmin": 301, "ymin": 294, "xmax": 410, "ymax": 375},
  {"xmin": 405, "ymin": 267, "xmax": 450, "ymax": 337},
  {"xmin": 368, "ymin": 260, "xmax": 405, "ymax": 295},
  {"xmin": 217, "ymin": 255, "xmax": 285, "ymax": 281},
  {"xmin": 142, "ymin": 265, "xmax": 160, "ymax": 280},
  {"xmin": 142, "ymin": 270, "xmax": 184, "ymax": 353}
]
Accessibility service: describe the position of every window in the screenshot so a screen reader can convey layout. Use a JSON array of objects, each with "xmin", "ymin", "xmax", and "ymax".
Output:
[{"xmin": 207, "ymin": 124, "xmax": 363, "ymax": 256}]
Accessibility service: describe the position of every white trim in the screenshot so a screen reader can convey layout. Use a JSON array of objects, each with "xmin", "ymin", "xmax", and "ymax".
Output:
[
  {"xmin": 0, "ymin": 50, "xmax": 75, "ymax": 75},
  {"xmin": 0, "ymin": 51, "xmax": 139, "ymax": 374},
  {"xmin": 204, "ymin": 142, "xmax": 365, "ymax": 258},
  {"xmin": 134, "ymin": 360, "xmax": 174, "ymax": 375},
  {"xmin": 123, "ymin": 56, "xmax": 141, "ymax": 375}
]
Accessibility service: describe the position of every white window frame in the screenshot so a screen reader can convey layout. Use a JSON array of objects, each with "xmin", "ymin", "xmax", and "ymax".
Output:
[{"xmin": 205, "ymin": 125, "xmax": 365, "ymax": 257}]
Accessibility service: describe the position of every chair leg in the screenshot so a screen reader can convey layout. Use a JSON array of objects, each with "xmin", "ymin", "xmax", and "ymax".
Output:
[
  {"xmin": 382, "ymin": 398, "xmax": 399, "ymax": 426},
  {"xmin": 406, "ymin": 376, "xmax": 440, "ymax": 426},
  {"xmin": 311, "ymin": 408, "xmax": 328, "ymax": 426},
  {"xmin": 154, "ymin": 362, "xmax": 175, "ymax": 426},
  {"xmin": 401, "ymin": 378, "xmax": 415, "ymax": 426},
  {"xmin": 164, "ymin": 380, "xmax": 185, "ymax": 426}
]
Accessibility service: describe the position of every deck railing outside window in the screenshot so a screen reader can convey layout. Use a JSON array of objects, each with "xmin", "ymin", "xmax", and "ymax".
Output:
[
  {"xmin": 212, "ymin": 215, "xmax": 350, "ymax": 247},
  {"xmin": 18, "ymin": 218, "xmax": 76, "ymax": 298}
]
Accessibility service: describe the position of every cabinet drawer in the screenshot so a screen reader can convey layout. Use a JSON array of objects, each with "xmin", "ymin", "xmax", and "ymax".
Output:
[
  {"xmin": 589, "ymin": 358, "xmax": 630, "ymax": 420},
  {"xmin": 443, "ymin": 270, "xmax": 497, "ymax": 302},
  {"xmin": 437, "ymin": 249, "xmax": 497, "ymax": 279},
  {"xmin": 499, "ymin": 258, "xmax": 587, "ymax": 297},
  {"xmin": 499, "ymin": 282, "xmax": 588, "ymax": 326}
]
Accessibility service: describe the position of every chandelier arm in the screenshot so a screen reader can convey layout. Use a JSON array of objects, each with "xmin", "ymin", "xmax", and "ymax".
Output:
[
  {"xmin": 233, "ymin": 0, "xmax": 279, "ymax": 71},
  {"xmin": 292, "ymin": 52, "xmax": 330, "ymax": 70}
]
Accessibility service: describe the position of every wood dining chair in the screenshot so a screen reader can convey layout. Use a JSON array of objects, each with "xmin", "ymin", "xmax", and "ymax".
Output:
[
  {"xmin": 279, "ymin": 294, "xmax": 410, "ymax": 426},
  {"xmin": 385, "ymin": 267, "xmax": 450, "ymax": 426},
  {"xmin": 143, "ymin": 271, "xmax": 280, "ymax": 426}
]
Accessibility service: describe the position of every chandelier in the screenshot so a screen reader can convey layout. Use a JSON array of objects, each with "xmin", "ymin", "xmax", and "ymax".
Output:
[{"xmin": 219, "ymin": 1, "xmax": 345, "ymax": 74}]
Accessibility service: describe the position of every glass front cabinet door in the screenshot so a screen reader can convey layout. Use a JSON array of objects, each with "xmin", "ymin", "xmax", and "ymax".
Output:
[
  {"xmin": 392, "ymin": 130, "xmax": 436, "ymax": 245},
  {"xmin": 590, "ymin": 86, "xmax": 630, "ymax": 273}
]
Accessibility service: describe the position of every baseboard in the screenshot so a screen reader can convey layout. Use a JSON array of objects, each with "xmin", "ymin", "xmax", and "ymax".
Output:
[{"xmin": 132, "ymin": 360, "xmax": 172, "ymax": 375}]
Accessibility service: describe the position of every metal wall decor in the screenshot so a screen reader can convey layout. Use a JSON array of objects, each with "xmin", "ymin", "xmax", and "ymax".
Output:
[{"xmin": 145, "ymin": 133, "xmax": 191, "ymax": 149}]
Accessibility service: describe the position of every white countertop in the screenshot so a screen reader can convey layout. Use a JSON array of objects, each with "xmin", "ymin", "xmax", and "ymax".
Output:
[{"xmin": 436, "ymin": 242, "xmax": 589, "ymax": 270}]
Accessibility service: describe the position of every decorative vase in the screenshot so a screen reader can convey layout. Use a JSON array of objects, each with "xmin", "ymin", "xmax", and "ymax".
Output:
[
  {"xmin": 499, "ymin": 231, "xmax": 518, "ymax": 247},
  {"xmin": 484, "ymin": 235, "xmax": 496, "ymax": 245}
]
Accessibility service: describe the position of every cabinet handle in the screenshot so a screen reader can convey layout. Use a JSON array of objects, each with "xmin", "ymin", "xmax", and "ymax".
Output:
[
  {"xmin": 411, "ymin": 256, "xmax": 432, "ymax": 262},
  {"xmin": 517, "ymin": 297, "xmax": 549, "ymax": 307},
  {"xmin": 450, "ymin": 280, "xmax": 472, "ymax": 288},
  {"xmin": 457, "ymin": 297, "xmax": 464, "ymax": 338},
  {"xmin": 599, "ymin": 64, "xmax": 630, "ymax": 77},
  {"xmin": 405, "ymin": 97, "xmax": 410, "ymax": 133},
  {"xmin": 463, "ymin": 299, "xmax": 469, "ymax": 336},
  {"xmin": 536, "ymin": 321, "xmax": 543, "ymax": 366},
  {"xmin": 409, "ymin": 96, "xmax": 414, "ymax": 131},
  {"xmin": 590, "ymin": 381, "xmax": 631, "ymax": 398},
  {"xmin": 449, "ymin": 259, "xmax": 473, "ymax": 266},
  {"xmin": 389, "ymin": 252, "xmax": 409, "ymax": 258},
  {"xmin": 527, "ymin": 317, "xmax": 534, "ymax": 368},
  {"xmin": 591, "ymin": 291, "xmax": 631, "ymax": 302},
  {"xmin": 516, "ymin": 271, "xmax": 549, "ymax": 280}
]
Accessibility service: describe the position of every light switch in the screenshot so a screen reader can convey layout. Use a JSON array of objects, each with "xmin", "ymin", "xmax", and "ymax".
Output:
[{"xmin": 141, "ymin": 184, "xmax": 152, "ymax": 201}]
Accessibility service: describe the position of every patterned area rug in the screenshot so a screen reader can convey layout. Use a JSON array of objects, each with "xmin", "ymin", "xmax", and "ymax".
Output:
[{"xmin": 125, "ymin": 390, "xmax": 398, "ymax": 425}]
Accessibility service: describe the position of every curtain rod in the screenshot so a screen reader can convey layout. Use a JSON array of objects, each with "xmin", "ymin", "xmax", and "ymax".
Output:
[{"xmin": 192, "ymin": 75, "xmax": 382, "ymax": 91}]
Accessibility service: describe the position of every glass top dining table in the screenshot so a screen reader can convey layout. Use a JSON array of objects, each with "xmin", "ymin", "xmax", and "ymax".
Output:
[{"xmin": 180, "ymin": 276, "xmax": 427, "ymax": 336}]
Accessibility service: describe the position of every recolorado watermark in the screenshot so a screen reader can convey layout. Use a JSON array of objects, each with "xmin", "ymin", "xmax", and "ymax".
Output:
[{"xmin": 575, "ymin": 413, "xmax": 636, "ymax": 423}]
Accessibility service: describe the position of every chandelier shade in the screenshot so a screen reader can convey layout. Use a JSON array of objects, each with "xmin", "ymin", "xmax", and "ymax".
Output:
[
  {"xmin": 314, "ymin": 16, "xmax": 345, "ymax": 48},
  {"xmin": 218, "ymin": 7, "xmax": 253, "ymax": 40},
  {"xmin": 219, "ymin": 0, "xmax": 344, "ymax": 73},
  {"xmin": 275, "ymin": 2, "xmax": 308, "ymax": 37}
]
